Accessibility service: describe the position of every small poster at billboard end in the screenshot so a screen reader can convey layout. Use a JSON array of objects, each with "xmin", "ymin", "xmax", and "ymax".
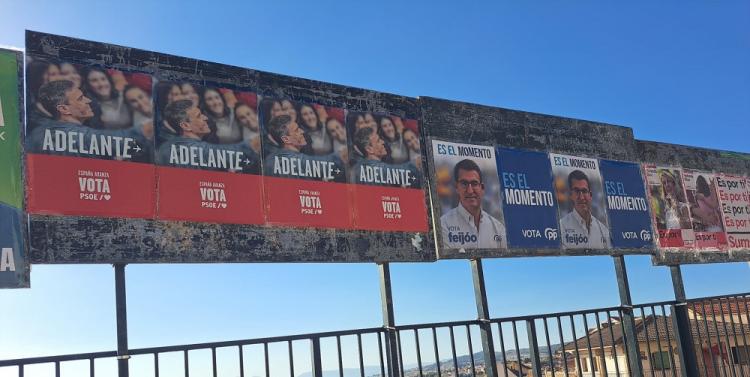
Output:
[
  {"xmin": 549, "ymin": 153, "xmax": 611, "ymax": 250},
  {"xmin": 348, "ymin": 113, "xmax": 427, "ymax": 232},
  {"xmin": 683, "ymin": 170, "xmax": 728, "ymax": 250},
  {"xmin": 716, "ymin": 174, "xmax": 750, "ymax": 250},
  {"xmin": 599, "ymin": 159, "xmax": 654, "ymax": 249},
  {"xmin": 154, "ymin": 80, "xmax": 264, "ymax": 225},
  {"xmin": 260, "ymin": 98, "xmax": 354, "ymax": 229},
  {"xmin": 24, "ymin": 52, "xmax": 156, "ymax": 219},
  {"xmin": 643, "ymin": 164, "xmax": 695, "ymax": 249},
  {"xmin": 431, "ymin": 139, "xmax": 507, "ymax": 251},
  {"xmin": 495, "ymin": 147, "xmax": 560, "ymax": 249}
]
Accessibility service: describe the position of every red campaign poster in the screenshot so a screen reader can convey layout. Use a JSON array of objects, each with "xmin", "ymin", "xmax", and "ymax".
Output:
[
  {"xmin": 260, "ymin": 98, "xmax": 354, "ymax": 229},
  {"xmin": 24, "ymin": 59, "xmax": 156, "ymax": 218},
  {"xmin": 154, "ymin": 82, "xmax": 264, "ymax": 224},
  {"xmin": 643, "ymin": 164, "xmax": 695, "ymax": 248},
  {"xmin": 683, "ymin": 170, "xmax": 728, "ymax": 249},
  {"xmin": 346, "ymin": 112, "xmax": 428, "ymax": 232}
]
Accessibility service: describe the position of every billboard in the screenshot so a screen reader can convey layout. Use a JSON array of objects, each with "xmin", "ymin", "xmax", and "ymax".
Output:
[
  {"xmin": 549, "ymin": 153, "xmax": 611, "ymax": 250},
  {"xmin": 599, "ymin": 159, "xmax": 653, "ymax": 249},
  {"xmin": 495, "ymin": 147, "xmax": 560, "ymax": 249},
  {"xmin": 431, "ymin": 140, "xmax": 507, "ymax": 254},
  {"xmin": 0, "ymin": 48, "xmax": 28, "ymax": 288},
  {"xmin": 716, "ymin": 174, "xmax": 750, "ymax": 250}
]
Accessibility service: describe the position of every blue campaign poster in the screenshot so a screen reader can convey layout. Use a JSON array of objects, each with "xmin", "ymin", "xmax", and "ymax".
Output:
[
  {"xmin": 0, "ymin": 203, "xmax": 27, "ymax": 288},
  {"xmin": 496, "ymin": 147, "xmax": 560, "ymax": 248},
  {"xmin": 599, "ymin": 159, "xmax": 653, "ymax": 249}
]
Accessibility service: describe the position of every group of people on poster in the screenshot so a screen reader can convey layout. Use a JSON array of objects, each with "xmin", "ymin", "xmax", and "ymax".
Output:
[{"xmin": 433, "ymin": 140, "xmax": 748, "ymax": 252}]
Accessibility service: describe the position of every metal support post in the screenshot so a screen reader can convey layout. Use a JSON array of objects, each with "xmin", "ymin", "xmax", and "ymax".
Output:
[
  {"xmin": 612, "ymin": 255, "xmax": 644, "ymax": 377},
  {"xmin": 526, "ymin": 319, "xmax": 543, "ymax": 377},
  {"xmin": 670, "ymin": 265, "xmax": 700, "ymax": 377},
  {"xmin": 114, "ymin": 263, "xmax": 129, "ymax": 377},
  {"xmin": 310, "ymin": 337, "xmax": 323, "ymax": 377},
  {"xmin": 471, "ymin": 259, "xmax": 498, "ymax": 377},
  {"xmin": 379, "ymin": 262, "xmax": 401, "ymax": 377}
]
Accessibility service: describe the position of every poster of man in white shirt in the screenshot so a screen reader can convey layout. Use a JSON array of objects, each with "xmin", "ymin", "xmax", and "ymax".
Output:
[
  {"xmin": 550, "ymin": 153, "xmax": 611, "ymax": 249},
  {"xmin": 431, "ymin": 140, "xmax": 507, "ymax": 250}
]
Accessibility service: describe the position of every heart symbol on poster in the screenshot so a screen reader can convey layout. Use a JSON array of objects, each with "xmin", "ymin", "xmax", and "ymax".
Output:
[
  {"xmin": 103, "ymin": 195, "xmax": 111, "ymax": 201},
  {"xmin": 220, "ymin": 203, "xmax": 227, "ymax": 209}
]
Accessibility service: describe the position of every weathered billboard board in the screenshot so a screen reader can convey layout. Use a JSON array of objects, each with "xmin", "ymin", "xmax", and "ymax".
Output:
[
  {"xmin": 25, "ymin": 30, "xmax": 433, "ymax": 264},
  {"xmin": 0, "ymin": 48, "xmax": 28, "ymax": 288},
  {"xmin": 421, "ymin": 96, "xmax": 655, "ymax": 259}
]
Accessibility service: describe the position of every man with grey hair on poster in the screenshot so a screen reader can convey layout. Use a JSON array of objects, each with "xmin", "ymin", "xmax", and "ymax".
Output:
[
  {"xmin": 560, "ymin": 169, "xmax": 611, "ymax": 248},
  {"xmin": 440, "ymin": 158, "xmax": 506, "ymax": 249}
]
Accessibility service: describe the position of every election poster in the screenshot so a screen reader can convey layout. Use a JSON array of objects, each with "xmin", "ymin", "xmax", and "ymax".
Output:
[
  {"xmin": 549, "ymin": 153, "xmax": 611, "ymax": 250},
  {"xmin": 260, "ymin": 98, "xmax": 353, "ymax": 229},
  {"xmin": 683, "ymin": 170, "xmax": 728, "ymax": 249},
  {"xmin": 0, "ymin": 49, "xmax": 28, "ymax": 288},
  {"xmin": 643, "ymin": 164, "xmax": 695, "ymax": 248},
  {"xmin": 24, "ymin": 45, "xmax": 156, "ymax": 218},
  {"xmin": 154, "ymin": 79, "xmax": 264, "ymax": 224},
  {"xmin": 348, "ymin": 112, "xmax": 427, "ymax": 232},
  {"xmin": 431, "ymin": 140, "xmax": 507, "ymax": 250},
  {"xmin": 495, "ymin": 147, "xmax": 560, "ymax": 249},
  {"xmin": 599, "ymin": 159, "xmax": 653, "ymax": 249},
  {"xmin": 716, "ymin": 174, "xmax": 750, "ymax": 250}
]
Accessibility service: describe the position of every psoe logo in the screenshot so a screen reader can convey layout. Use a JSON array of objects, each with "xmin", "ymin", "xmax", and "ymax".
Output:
[
  {"xmin": 448, "ymin": 232, "xmax": 478, "ymax": 245},
  {"xmin": 640, "ymin": 230, "xmax": 652, "ymax": 241},
  {"xmin": 544, "ymin": 228, "xmax": 558, "ymax": 241},
  {"xmin": 1, "ymin": 247, "xmax": 16, "ymax": 272}
]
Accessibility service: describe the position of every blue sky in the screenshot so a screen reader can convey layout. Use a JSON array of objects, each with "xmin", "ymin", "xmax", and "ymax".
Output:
[{"xmin": 0, "ymin": 0, "xmax": 749, "ymax": 371}]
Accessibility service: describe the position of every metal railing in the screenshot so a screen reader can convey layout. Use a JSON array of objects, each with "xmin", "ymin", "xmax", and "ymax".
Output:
[{"xmin": 3, "ymin": 293, "xmax": 750, "ymax": 377}]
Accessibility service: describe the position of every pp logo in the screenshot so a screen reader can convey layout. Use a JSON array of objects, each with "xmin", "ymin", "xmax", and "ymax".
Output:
[
  {"xmin": 544, "ymin": 228, "xmax": 558, "ymax": 241},
  {"xmin": 640, "ymin": 230, "xmax": 652, "ymax": 241}
]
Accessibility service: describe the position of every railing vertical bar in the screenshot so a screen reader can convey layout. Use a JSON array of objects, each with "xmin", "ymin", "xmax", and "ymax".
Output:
[
  {"xmin": 569, "ymin": 315, "xmax": 584, "ymax": 377},
  {"xmin": 735, "ymin": 297, "xmax": 750, "ymax": 377},
  {"xmin": 18, "ymin": 364, "xmax": 23, "ymax": 377},
  {"xmin": 740, "ymin": 296, "xmax": 750, "ymax": 377},
  {"xmin": 55, "ymin": 361, "xmax": 60, "ymax": 377},
  {"xmin": 638, "ymin": 307, "xmax": 657, "ymax": 377},
  {"xmin": 497, "ymin": 322, "xmax": 510, "ymax": 377},
  {"xmin": 431, "ymin": 327, "xmax": 441, "ymax": 377},
  {"xmin": 711, "ymin": 299, "xmax": 731, "ymax": 377},
  {"xmin": 184, "ymin": 350, "xmax": 189, "ymax": 377},
  {"xmin": 702, "ymin": 299, "xmax": 723, "ymax": 377},
  {"xmin": 656, "ymin": 306, "xmax": 677, "ymax": 377},
  {"xmin": 90, "ymin": 358, "xmax": 95, "ymax": 377},
  {"xmin": 719, "ymin": 298, "xmax": 739, "ymax": 377},
  {"xmin": 311, "ymin": 337, "xmax": 323, "ymax": 377},
  {"xmin": 378, "ymin": 332, "xmax": 386, "ymax": 377},
  {"xmin": 336, "ymin": 336, "xmax": 344, "ymax": 377},
  {"xmin": 288, "ymin": 341, "xmax": 295, "ymax": 377},
  {"xmin": 618, "ymin": 308, "xmax": 633, "ymax": 377},
  {"xmin": 556, "ymin": 316, "xmax": 570, "ymax": 377},
  {"xmin": 154, "ymin": 353, "xmax": 159, "ymax": 377},
  {"xmin": 542, "ymin": 317, "xmax": 555, "ymax": 375},
  {"xmin": 211, "ymin": 347, "xmax": 217, "ymax": 377},
  {"xmin": 466, "ymin": 325, "xmax": 476, "ymax": 377},
  {"xmin": 605, "ymin": 311, "xmax": 621, "ymax": 377},
  {"xmin": 648, "ymin": 306, "xmax": 667, "ymax": 377},
  {"xmin": 511, "ymin": 321, "xmax": 522, "ymax": 374},
  {"xmin": 594, "ymin": 312, "xmax": 609, "ymax": 377},
  {"xmin": 396, "ymin": 330, "xmax": 405, "ymax": 377},
  {"xmin": 414, "ymin": 329, "xmax": 424, "ymax": 377},
  {"xmin": 264, "ymin": 342, "xmax": 270, "ymax": 377},
  {"xmin": 239, "ymin": 346, "xmax": 245, "ymax": 377},
  {"xmin": 725, "ymin": 298, "xmax": 746, "ymax": 377},
  {"xmin": 449, "ymin": 326, "xmax": 459, "ymax": 377},
  {"xmin": 357, "ymin": 334, "xmax": 365, "ymax": 377},
  {"xmin": 582, "ymin": 313, "xmax": 598, "ymax": 377},
  {"xmin": 691, "ymin": 302, "xmax": 710, "ymax": 377}
]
